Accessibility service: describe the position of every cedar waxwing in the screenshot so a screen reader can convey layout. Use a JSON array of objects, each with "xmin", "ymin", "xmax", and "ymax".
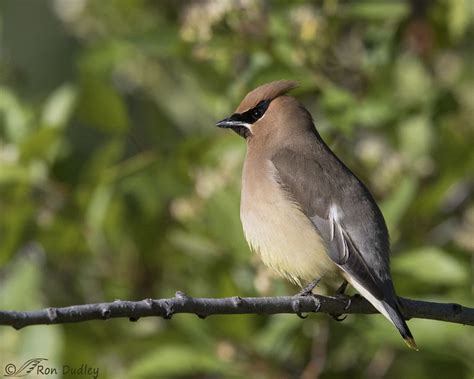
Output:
[{"xmin": 216, "ymin": 80, "xmax": 417, "ymax": 350}]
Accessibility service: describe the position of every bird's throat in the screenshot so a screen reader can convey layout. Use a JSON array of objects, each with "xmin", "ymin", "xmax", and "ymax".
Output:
[{"xmin": 231, "ymin": 125, "xmax": 251, "ymax": 139}]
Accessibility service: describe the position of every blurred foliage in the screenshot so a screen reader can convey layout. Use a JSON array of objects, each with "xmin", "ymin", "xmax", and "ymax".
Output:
[{"xmin": 0, "ymin": 0, "xmax": 473, "ymax": 378}]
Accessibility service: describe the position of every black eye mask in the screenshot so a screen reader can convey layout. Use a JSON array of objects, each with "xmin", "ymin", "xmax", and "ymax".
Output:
[
  {"xmin": 235, "ymin": 99, "xmax": 271, "ymax": 125},
  {"xmin": 216, "ymin": 99, "xmax": 271, "ymax": 138}
]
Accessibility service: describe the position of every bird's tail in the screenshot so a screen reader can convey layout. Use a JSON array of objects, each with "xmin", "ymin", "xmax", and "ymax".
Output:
[
  {"xmin": 349, "ymin": 279, "xmax": 418, "ymax": 350},
  {"xmin": 382, "ymin": 300, "xmax": 418, "ymax": 350}
]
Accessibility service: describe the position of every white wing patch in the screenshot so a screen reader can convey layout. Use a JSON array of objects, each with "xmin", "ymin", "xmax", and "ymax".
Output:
[{"xmin": 328, "ymin": 204, "xmax": 349, "ymax": 264}]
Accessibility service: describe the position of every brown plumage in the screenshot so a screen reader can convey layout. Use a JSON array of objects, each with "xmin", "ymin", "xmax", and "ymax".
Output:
[
  {"xmin": 216, "ymin": 80, "xmax": 417, "ymax": 350},
  {"xmin": 235, "ymin": 80, "xmax": 298, "ymax": 114}
]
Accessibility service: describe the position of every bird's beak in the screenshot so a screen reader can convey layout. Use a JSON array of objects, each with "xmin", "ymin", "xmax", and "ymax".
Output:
[
  {"xmin": 216, "ymin": 118, "xmax": 238, "ymax": 128},
  {"xmin": 216, "ymin": 114, "xmax": 251, "ymax": 138},
  {"xmin": 216, "ymin": 115, "xmax": 246, "ymax": 129}
]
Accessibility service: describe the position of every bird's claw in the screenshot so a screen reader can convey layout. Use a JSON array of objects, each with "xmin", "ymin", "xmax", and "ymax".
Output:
[
  {"xmin": 296, "ymin": 278, "xmax": 321, "ymax": 297},
  {"xmin": 297, "ymin": 312, "xmax": 308, "ymax": 319},
  {"xmin": 335, "ymin": 280, "xmax": 348, "ymax": 296},
  {"xmin": 292, "ymin": 298, "xmax": 308, "ymax": 319},
  {"xmin": 329, "ymin": 313, "xmax": 347, "ymax": 322},
  {"xmin": 329, "ymin": 294, "xmax": 351, "ymax": 322},
  {"xmin": 344, "ymin": 296, "xmax": 352, "ymax": 310}
]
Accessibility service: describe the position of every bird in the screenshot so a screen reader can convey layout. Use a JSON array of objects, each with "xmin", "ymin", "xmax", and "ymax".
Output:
[{"xmin": 216, "ymin": 80, "xmax": 417, "ymax": 350}]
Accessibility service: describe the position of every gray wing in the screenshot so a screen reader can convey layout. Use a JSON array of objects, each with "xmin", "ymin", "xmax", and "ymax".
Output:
[
  {"xmin": 272, "ymin": 145, "xmax": 417, "ymax": 349},
  {"xmin": 271, "ymin": 146, "xmax": 391, "ymax": 300}
]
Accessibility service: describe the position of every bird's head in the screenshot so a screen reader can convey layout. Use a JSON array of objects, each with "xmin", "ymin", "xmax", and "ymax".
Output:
[{"xmin": 216, "ymin": 80, "xmax": 302, "ymax": 139}]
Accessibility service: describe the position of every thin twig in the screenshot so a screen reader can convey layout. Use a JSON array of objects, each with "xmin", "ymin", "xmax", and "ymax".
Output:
[{"xmin": 0, "ymin": 292, "xmax": 472, "ymax": 330}]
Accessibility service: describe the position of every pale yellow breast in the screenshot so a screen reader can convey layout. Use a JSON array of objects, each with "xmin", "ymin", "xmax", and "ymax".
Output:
[{"xmin": 240, "ymin": 159, "xmax": 339, "ymax": 287}]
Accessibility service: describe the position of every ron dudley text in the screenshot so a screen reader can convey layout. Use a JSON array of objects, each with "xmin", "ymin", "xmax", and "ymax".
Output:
[{"xmin": 37, "ymin": 363, "xmax": 99, "ymax": 379}]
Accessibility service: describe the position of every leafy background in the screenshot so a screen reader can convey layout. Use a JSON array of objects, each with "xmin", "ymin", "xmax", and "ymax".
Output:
[{"xmin": 0, "ymin": 0, "xmax": 473, "ymax": 378}]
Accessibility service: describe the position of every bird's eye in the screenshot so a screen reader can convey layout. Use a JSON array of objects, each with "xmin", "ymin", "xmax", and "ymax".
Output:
[
  {"xmin": 239, "ymin": 100, "xmax": 270, "ymax": 125},
  {"xmin": 249, "ymin": 100, "xmax": 269, "ymax": 121},
  {"xmin": 252, "ymin": 109, "xmax": 263, "ymax": 120}
]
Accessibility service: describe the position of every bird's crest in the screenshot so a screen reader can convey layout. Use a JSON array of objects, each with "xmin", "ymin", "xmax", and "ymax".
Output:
[{"xmin": 236, "ymin": 80, "xmax": 298, "ymax": 114}]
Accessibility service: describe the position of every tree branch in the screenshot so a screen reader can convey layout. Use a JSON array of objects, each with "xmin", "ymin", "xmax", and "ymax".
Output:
[{"xmin": 0, "ymin": 292, "xmax": 472, "ymax": 330}]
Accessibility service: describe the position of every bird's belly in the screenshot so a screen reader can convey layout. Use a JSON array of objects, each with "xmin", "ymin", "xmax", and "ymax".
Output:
[{"xmin": 240, "ymin": 182, "xmax": 339, "ymax": 286}]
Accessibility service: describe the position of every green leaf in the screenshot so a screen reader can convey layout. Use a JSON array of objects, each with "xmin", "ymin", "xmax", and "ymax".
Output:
[
  {"xmin": 128, "ymin": 345, "xmax": 237, "ymax": 378},
  {"xmin": 343, "ymin": 1, "xmax": 409, "ymax": 20},
  {"xmin": 0, "ymin": 253, "xmax": 43, "ymax": 309},
  {"xmin": 254, "ymin": 316, "xmax": 304, "ymax": 360},
  {"xmin": 76, "ymin": 77, "xmax": 129, "ymax": 133},
  {"xmin": 0, "ymin": 87, "xmax": 32, "ymax": 143},
  {"xmin": 399, "ymin": 115, "xmax": 434, "ymax": 159},
  {"xmin": 0, "ymin": 254, "xmax": 63, "ymax": 362},
  {"xmin": 395, "ymin": 54, "xmax": 434, "ymax": 107},
  {"xmin": 20, "ymin": 127, "xmax": 61, "ymax": 162},
  {"xmin": 380, "ymin": 174, "xmax": 418, "ymax": 235},
  {"xmin": 41, "ymin": 83, "xmax": 77, "ymax": 129},
  {"xmin": 447, "ymin": 0, "xmax": 471, "ymax": 40},
  {"xmin": 393, "ymin": 247, "xmax": 468, "ymax": 285}
]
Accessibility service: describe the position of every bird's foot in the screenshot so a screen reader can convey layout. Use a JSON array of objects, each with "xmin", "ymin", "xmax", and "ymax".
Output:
[
  {"xmin": 292, "ymin": 298, "xmax": 309, "ymax": 319},
  {"xmin": 335, "ymin": 280, "xmax": 348, "ymax": 296},
  {"xmin": 329, "ymin": 284, "xmax": 351, "ymax": 322},
  {"xmin": 329, "ymin": 298, "xmax": 350, "ymax": 321},
  {"xmin": 296, "ymin": 278, "xmax": 321, "ymax": 297}
]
